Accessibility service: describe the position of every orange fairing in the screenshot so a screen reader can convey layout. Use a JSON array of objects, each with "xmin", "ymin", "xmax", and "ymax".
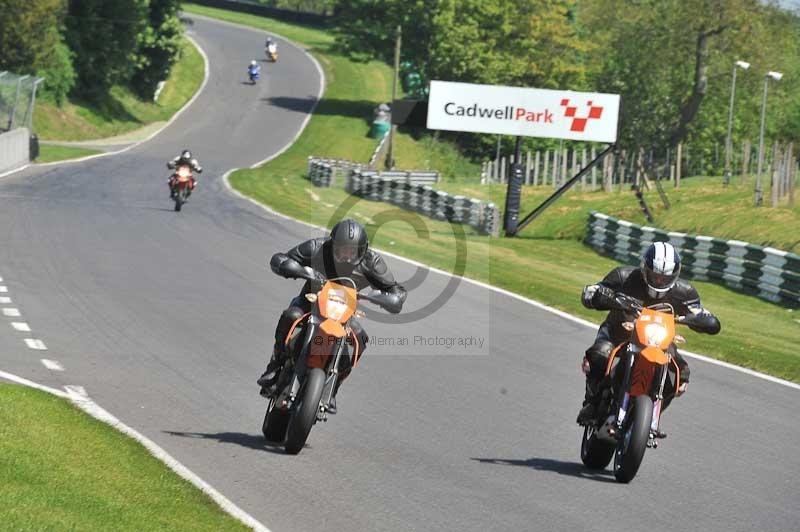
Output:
[
  {"xmin": 639, "ymin": 346, "xmax": 669, "ymax": 365},
  {"xmin": 634, "ymin": 309, "xmax": 675, "ymax": 351},
  {"xmin": 318, "ymin": 282, "xmax": 357, "ymax": 325},
  {"xmin": 320, "ymin": 319, "xmax": 346, "ymax": 337}
]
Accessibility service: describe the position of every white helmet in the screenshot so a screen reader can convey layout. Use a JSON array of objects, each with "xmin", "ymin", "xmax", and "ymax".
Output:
[
  {"xmin": 250, "ymin": 60, "xmax": 257, "ymax": 67},
  {"xmin": 641, "ymin": 242, "xmax": 681, "ymax": 299}
]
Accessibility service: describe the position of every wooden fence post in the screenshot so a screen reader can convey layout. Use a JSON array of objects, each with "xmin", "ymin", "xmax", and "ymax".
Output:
[
  {"xmin": 533, "ymin": 150, "xmax": 540, "ymax": 186},
  {"xmin": 676, "ymin": 143, "xmax": 682, "ymax": 188}
]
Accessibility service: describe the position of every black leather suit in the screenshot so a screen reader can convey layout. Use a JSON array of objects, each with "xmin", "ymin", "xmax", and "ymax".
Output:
[
  {"xmin": 582, "ymin": 266, "xmax": 721, "ymax": 387},
  {"xmin": 270, "ymin": 237, "xmax": 407, "ymax": 358}
]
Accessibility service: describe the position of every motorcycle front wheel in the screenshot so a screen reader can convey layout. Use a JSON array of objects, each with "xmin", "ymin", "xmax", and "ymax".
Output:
[
  {"xmin": 284, "ymin": 368, "xmax": 326, "ymax": 455},
  {"xmin": 174, "ymin": 187, "xmax": 187, "ymax": 211},
  {"xmin": 580, "ymin": 425, "xmax": 615, "ymax": 469},
  {"xmin": 613, "ymin": 395, "xmax": 653, "ymax": 483},
  {"xmin": 263, "ymin": 397, "xmax": 290, "ymax": 443}
]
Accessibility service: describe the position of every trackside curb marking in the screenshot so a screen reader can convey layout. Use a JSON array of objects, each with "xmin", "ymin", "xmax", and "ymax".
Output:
[
  {"xmin": 64, "ymin": 386, "xmax": 272, "ymax": 532},
  {"xmin": 0, "ymin": 369, "xmax": 68, "ymax": 397},
  {"xmin": 222, "ymin": 173, "xmax": 800, "ymax": 392},
  {"xmin": 0, "ymin": 370, "xmax": 271, "ymax": 532},
  {"xmin": 41, "ymin": 359, "xmax": 64, "ymax": 371}
]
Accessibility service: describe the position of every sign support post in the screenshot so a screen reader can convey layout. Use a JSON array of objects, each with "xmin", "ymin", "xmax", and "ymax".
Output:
[
  {"xmin": 511, "ymin": 144, "xmax": 615, "ymax": 235},
  {"xmin": 503, "ymin": 136, "xmax": 524, "ymax": 235}
]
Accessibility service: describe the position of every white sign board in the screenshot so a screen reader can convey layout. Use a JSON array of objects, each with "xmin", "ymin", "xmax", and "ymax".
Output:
[{"xmin": 427, "ymin": 80, "xmax": 620, "ymax": 143}]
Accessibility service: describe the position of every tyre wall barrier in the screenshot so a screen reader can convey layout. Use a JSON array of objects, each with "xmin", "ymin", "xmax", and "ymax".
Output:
[
  {"xmin": 585, "ymin": 211, "xmax": 800, "ymax": 307},
  {"xmin": 0, "ymin": 127, "xmax": 30, "ymax": 173},
  {"xmin": 346, "ymin": 169, "xmax": 499, "ymax": 236}
]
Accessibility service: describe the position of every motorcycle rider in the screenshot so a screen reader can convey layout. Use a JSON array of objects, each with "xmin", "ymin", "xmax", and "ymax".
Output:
[
  {"xmin": 248, "ymin": 60, "xmax": 260, "ymax": 80},
  {"xmin": 265, "ymin": 37, "xmax": 277, "ymax": 54},
  {"xmin": 166, "ymin": 149, "xmax": 202, "ymax": 198},
  {"xmin": 257, "ymin": 219, "xmax": 407, "ymax": 413},
  {"xmin": 577, "ymin": 241, "xmax": 721, "ymax": 425}
]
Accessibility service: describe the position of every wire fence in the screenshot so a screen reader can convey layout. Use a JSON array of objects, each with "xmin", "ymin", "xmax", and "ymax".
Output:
[{"xmin": 0, "ymin": 71, "xmax": 40, "ymax": 133}]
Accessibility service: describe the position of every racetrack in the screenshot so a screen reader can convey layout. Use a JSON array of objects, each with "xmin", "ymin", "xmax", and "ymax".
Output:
[{"xmin": 1, "ymin": 14, "xmax": 798, "ymax": 532}]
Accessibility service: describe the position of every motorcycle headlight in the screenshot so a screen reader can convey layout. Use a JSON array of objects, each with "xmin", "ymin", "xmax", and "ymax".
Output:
[
  {"xmin": 325, "ymin": 290, "xmax": 349, "ymax": 321},
  {"xmin": 644, "ymin": 323, "xmax": 668, "ymax": 347}
]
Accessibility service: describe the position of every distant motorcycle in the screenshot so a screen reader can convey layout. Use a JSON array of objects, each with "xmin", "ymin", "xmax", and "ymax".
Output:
[
  {"xmin": 579, "ymin": 293, "xmax": 689, "ymax": 483},
  {"xmin": 261, "ymin": 264, "xmax": 401, "ymax": 454},
  {"xmin": 248, "ymin": 65, "xmax": 261, "ymax": 84},
  {"xmin": 265, "ymin": 43, "xmax": 278, "ymax": 62},
  {"xmin": 169, "ymin": 164, "xmax": 195, "ymax": 212}
]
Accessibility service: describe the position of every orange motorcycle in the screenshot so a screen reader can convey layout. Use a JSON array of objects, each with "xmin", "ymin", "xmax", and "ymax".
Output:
[
  {"xmin": 579, "ymin": 293, "xmax": 688, "ymax": 483},
  {"xmin": 169, "ymin": 164, "xmax": 195, "ymax": 212},
  {"xmin": 262, "ymin": 265, "xmax": 401, "ymax": 455}
]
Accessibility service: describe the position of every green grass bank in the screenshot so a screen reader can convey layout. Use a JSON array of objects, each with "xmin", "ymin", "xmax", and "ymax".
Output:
[
  {"xmin": 185, "ymin": 4, "xmax": 800, "ymax": 383},
  {"xmin": 33, "ymin": 37, "xmax": 204, "ymax": 142},
  {"xmin": 0, "ymin": 384, "xmax": 249, "ymax": 531}
]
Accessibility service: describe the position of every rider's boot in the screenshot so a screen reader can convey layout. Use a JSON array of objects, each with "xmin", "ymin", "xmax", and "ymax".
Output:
[
  {"xmin": 576, "ymin": 376, "xmax": 601, "ymax": 424},
  {"xmin": 257, "ymin": 344, "xmax": 286, "ymax": 396}
]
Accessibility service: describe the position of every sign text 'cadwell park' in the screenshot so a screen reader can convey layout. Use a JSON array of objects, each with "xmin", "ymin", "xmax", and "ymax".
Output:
[{"xmin": 427, "ymin": 80, "xmax": 620, "ymax": 143}]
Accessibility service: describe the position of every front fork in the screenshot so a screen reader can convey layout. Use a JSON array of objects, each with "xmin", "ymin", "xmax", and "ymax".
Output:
[{"xmin": 613, "ymin": 349, "xmax": 668, "ymax": 446}]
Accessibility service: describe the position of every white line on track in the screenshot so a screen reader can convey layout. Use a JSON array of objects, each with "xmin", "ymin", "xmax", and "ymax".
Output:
[
  {"xmin": 2, "ymin": 308, "xmax": 21, "ymax": 317},
  {"xmin": 62, "ymin": 384, "xmax": 272, "ymax": 532},
  {"xmin": 11, "ymin": 322, "xmax": 31, "ymax": 332},
  {"xmin": 0, "ymin": 286, "xmax": 7, "ymax": 292},
  {"xmin": 24, "ymin": 338, "xmax": 47, "ymax": 350},
  {"xmin": 0, "ymin": 297, "xmax": 10, "ymax": 304},
  {"xmin": 41, "ymin": 359, "xmax": 64, "ymax": 371}
]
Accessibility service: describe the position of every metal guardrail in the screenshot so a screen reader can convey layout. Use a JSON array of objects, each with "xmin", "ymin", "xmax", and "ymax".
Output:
[
  {"xmin": 585, "ymin": 211, "xmax": 800, "ymax": 307},
  {"xmin": 346, "ymin": 170, "xmax": 499, "ymax": 236}
]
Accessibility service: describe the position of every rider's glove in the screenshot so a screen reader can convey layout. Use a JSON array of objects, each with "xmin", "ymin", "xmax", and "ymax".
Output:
[{"xmin": 308, "ymin": 271, "xmax": 326, "ymax": 292}]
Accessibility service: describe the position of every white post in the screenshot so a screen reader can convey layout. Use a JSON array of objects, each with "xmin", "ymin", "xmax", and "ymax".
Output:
[{"xmin": 534, "ymin": 150, "xmax": 540, "ymax": 186}]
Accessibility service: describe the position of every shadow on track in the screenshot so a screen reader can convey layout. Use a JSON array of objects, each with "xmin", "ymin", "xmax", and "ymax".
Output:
[
  {"xmin": 164, "ymin": 430, "xmax": 288, "ymax": 454},
  {"xmin": 471, "ymin": 456, "xmax": 616, "ymax": 483},
  {"xmin": 261, "ymin": 96, "xmax": 375, "ymax": 119}
]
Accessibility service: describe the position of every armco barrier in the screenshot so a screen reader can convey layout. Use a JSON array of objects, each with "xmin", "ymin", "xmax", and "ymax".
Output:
[
  {"xmin": 585, "ymin": 211, "xmax": 800, "ymax": 307},
  {"xmin": 347, "ymin": 170, "xmax": 499, "ymax": 236},
  {"xmin": 0, "ymin": 127, "xmax": 30, "ymax": 173}
]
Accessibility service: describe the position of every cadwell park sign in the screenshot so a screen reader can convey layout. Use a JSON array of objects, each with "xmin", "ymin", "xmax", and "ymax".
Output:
[{"xmin": 427, "ymin": 80, "xmax": 620, "ymax": 144}]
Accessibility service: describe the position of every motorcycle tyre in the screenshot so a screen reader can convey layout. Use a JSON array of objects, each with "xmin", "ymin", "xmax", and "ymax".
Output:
[
  {"xmin": 262, "ymin": 398, "xmax": 290, "ymax": 443},
  {"xmin": 284, "ymin": 368, "xmax": 325, "ymax": 455},
  {"xmin": 580, "ymin": 425, "xmax": 615, "ymax": 469},
  {"xmin": 613, "ymin": 395, "xmax": 653, "ymax": 483}
]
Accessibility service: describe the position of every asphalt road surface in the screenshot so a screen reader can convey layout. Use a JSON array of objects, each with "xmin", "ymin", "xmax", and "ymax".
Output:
[{"xmin": 1, "ymin": 14, "xmax": 797, "ymax": 532}]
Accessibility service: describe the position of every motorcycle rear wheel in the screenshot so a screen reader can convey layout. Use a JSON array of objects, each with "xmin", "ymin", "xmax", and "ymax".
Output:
[
  {"xmin": 284, "ymin": 368, "xmax": 326, "ymax": 455},
  {"xmin": 580, "ymin": 426, "xmax": 615, "ymax": 469},
  {"xmin": 613, "ymin": 395, "xmax": 653, "ymax": 483}
]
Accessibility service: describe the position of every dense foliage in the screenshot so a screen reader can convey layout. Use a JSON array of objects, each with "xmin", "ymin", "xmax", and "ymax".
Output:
[
  {"xmin": 334, "ymin": 0, "xmax": 800, "ymax": 167},
  {"xmin": 0, "ymin": 0, "xmax": 185, "ymax": 106}
]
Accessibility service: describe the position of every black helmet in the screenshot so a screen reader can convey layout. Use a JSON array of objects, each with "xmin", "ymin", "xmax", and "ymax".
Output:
[
  {"xmin": 181, "ymin": 149, "xmax": 192, "ymax": 160},
  {"xmin": 330, "ymin": 219, "xmax": 368, "ymax": 266},
  {"xmin": 641, "ymin": 242, "xmax": 681, "ymax": 295}
]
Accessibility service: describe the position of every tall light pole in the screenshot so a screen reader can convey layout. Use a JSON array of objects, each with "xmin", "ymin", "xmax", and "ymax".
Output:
[
  {"xmin": 724, "ymin": 60, "xmax": 750, "ymax": 185},
  {"xmin": 755, "ymin": 71, "xmax": 783, "ymax": 206}
]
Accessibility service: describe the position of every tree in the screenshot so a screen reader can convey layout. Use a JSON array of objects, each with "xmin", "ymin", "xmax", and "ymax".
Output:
[
  {"xmin": 131, "ymin": 0, "xmax": 183, "ymax": 98},
  {"xmin": 65, "ymin": 0, "xmax": 147, "ymax": 100},
  {"xmin": 0, "ymin": 0, "xmax": 74, "ymax": 104},
  {"xmin": 580, "ymin": 0, "xmax": 777, "ymax": 151}
]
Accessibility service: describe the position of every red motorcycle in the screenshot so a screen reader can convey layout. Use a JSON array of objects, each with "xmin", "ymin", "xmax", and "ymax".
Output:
[{"xmin": 169, "ymin": 164, "xmax": 195, "ymax": 212}]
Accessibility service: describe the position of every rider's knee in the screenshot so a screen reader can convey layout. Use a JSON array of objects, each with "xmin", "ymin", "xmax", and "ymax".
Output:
[{"xmin": 585, "ymin": 341, "xmax": 614, "ymax": 380}]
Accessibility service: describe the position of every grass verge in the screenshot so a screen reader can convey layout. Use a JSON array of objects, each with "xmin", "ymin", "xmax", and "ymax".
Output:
[
  {"xmin": 186, "ymin": 5, "xmax": 800, "ymax": 383},
  {"xmin": 0, "ymin": 384, "xmax": 248, "ymax": 531},
  {"xmin": 34, "ymin": 144, "xmax": 103, "ymax": 163},
  {"xmin": 33, "ymin": 37, "xmax": 204, "ymax": 142}
]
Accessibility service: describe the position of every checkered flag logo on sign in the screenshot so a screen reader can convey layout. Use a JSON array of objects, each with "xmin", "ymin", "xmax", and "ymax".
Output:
[{"xmin": 560, "ymin": 99, "xmax": 604, "ymax": 132}]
